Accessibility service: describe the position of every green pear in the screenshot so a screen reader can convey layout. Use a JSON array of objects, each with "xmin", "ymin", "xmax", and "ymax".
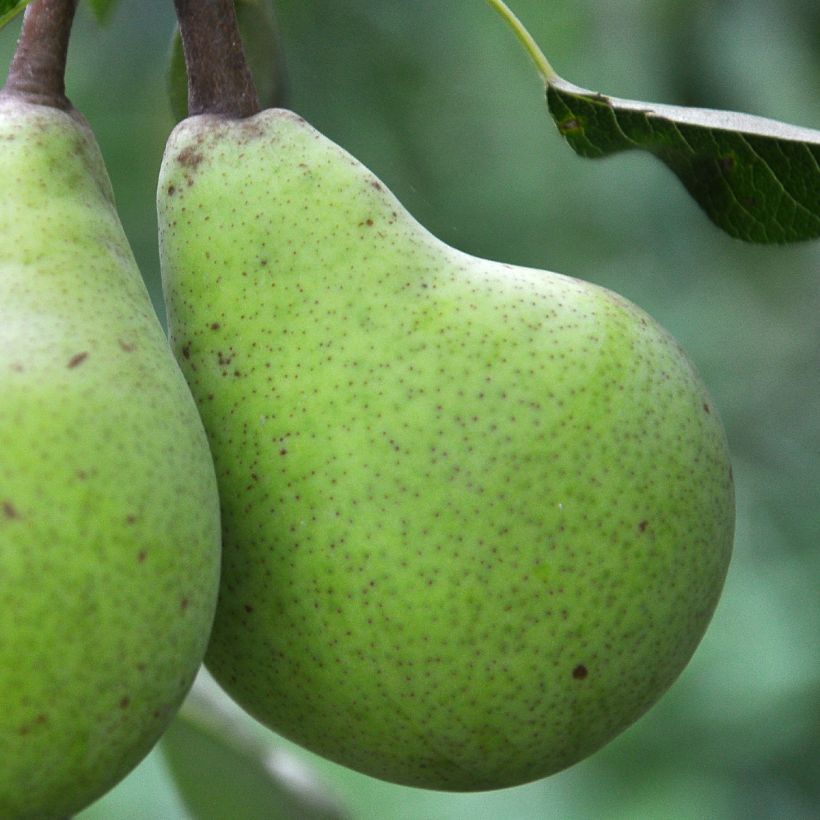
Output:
[
  {"xmin": 0, "ymin": 94, "xmax": 221, "ymax": 817},
  {"xmin": 157, "ymin": 109, "xmax": 734, "ymax": 791}
]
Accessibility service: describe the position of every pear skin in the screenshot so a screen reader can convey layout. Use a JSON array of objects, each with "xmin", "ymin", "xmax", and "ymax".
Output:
[
  {"xmin": 0, "ymin": 97, "xmax": 221, "ymax": 818},
  {"xmin": 158, "ymin": 109, "xmax": 733, "ymax": 790}
]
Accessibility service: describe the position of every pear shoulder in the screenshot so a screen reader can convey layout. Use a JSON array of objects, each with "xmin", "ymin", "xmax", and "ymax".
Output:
[{"xmin": 0, "ymin": 95, "xmax": 116, "ymax": 205}]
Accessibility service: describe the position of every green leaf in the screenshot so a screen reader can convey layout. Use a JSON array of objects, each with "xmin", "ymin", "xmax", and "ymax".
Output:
[
  {"xmin": 546, "ymin": 78, "xmax": 820, "ymax": 244},
  {"xmin": 160, "ymin": 674, "xmax": 350, "ymax": 820},
  {"xmin": 489, "ymin": 0, "xmax": 820, "ymax": 244},
  {"xmin": 84, "ymin": 0, "xmax": 118, "ymax": 25},
  {"xmin": 0, "ymin": 0, "xmax": 30, "ymax": 30}
]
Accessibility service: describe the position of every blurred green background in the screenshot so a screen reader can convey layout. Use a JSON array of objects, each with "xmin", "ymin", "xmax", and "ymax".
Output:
[{"xmin": 2, "ymin": 0, "xmax": 818, "ymax": 817}]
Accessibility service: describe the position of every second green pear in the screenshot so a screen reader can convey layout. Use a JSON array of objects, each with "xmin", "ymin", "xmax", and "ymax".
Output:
[
  {"xmin": 0, "ymin": 95, "xmax": 221, "ymax": 818},
  {"xmin": 158, "ymin": 109, "xmax": 734, "ymax": 790}
]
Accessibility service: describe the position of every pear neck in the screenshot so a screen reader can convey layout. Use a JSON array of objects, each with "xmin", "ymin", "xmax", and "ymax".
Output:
[{"xmin": 1, "ymin": 0, "xmax": 78, "ymax": 110}]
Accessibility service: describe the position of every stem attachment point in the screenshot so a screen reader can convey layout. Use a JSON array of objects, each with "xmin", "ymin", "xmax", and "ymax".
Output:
[
  {"xmin": 1, "ymin": 0, "xmax": 78, "ymax": 110},
  {"xmin": 173, "ymin": 0, "xmax": 260, "ymax": 119}
]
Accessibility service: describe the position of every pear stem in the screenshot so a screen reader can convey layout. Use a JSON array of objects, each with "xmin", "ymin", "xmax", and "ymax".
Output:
[
  {"xmin": 1, "ymin": 0, "xmax": 78, "ymax": 110},
  {"xmin": 486, "ymin": 0, "xmax": 557, "ymax": 85},
  {"xmin": 173, "ymin": 0, "xmax": 260, "ymax": 118}
]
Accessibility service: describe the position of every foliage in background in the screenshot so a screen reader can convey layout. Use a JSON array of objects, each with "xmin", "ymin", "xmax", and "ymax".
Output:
[
  {"xmin": 0, "ymin": 0, "xmax": 117, "ymax": 28},
  {"xmin": 490, "ymin": 0, "xmax": 820, "ymax": 244},
  {"xmin": 85, "ymin": 0, "xmax": 115, "ymax": 24},
  {"xmin": 1, "ymin": 0, "xmax": 818, "ymax": 817},
  {"xmin": 0, "ymin": 0, "xmax": 28, "ymax": 28}
]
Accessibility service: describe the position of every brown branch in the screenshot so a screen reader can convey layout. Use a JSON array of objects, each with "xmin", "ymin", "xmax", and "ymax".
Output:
[
  {"xmin": 1, "ymin": 0, "xmax": 78, "ymax": 109},
  {"xmin": 174, "ymin": 0, "xmax": 260, "ymax": 118}
]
